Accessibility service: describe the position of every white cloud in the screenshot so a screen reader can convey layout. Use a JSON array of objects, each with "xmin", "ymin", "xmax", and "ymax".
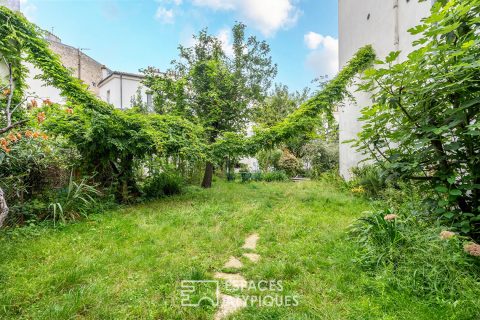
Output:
[
  {"xmin": 154, "ymin": 0, "xmax": 183, "ymax": 23},
  {"xmin": 192, "ymin": 0, "xmax": 299, "ymax": 36},
  {"xmin": 20, "ymin": 0, "xmax": 37, "ymax": 21},
  {"xmin": 156, "ymin": 0, "xmax": 183, "ymax": 5},
  {"xmin": 304, "ymin": 31, "xmax": 323, "ymax": 50},
  {"xmin": 305, "ymin": 34, "xmax": 338, "ymax": 78},
  {"xmin": 192, "ymin": 0, "xmax": 234, "ymax": 10},
  {"xmin": 155, "ymin": 7, "xmax": 175, "ymax": 24},
  {"xmin": 217, "ymin": 28, "xmax": 234, "ymax": 57}
]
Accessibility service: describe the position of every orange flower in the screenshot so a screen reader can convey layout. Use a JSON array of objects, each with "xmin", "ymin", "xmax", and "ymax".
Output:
[
  {"xmin": 25, "ymin": 130, "xmax": 34, "ymax": 138},
  {"xmin": 7, "ymin": 133, "xmax": 17, "ymax": 142},
  {"xmin": 42, "ymin": 99, "xmax": 53, "ymax": 106},
  {"xmin": 66, "ymin": 108, "xmax": 74, "ymax": 114},
  {"xmin": 33, "ymin": 132, "xmax": 40, "ymax": 138},
  {"xmin": 16, "ymin": 133, "xmax": 22, "ymax": 139},
  {"xmin": 37, "ymin": 112, "xmax": 46, "ymax": 123},
  {"xmin": 384, "ymin": 214, "xmax": 398, "ymax": 221},
  {"xmin": 1, "ymin": 145, "xmax": 11, "ymax": 153},
  {"xmin": 29, "ymin": 99, "xmax": 38, "ymax": 109},
  {"xmin": 0, "ymin": 138, "xmax": 8, "ymax": 147},
  {"xmin": 40, "ymin": 133, "xmax": 48, "ymax": 140},
  {"xmin": 2, "ymin": 89, "xmax": 10, "ymax": 96}
]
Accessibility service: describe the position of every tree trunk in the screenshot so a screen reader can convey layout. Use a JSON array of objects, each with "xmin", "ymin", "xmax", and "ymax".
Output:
[
  {"xmin": 201, "ymin": 162, "xmax": 214, "ymax": 188},
  {"xmin": 0, "ymin": 187, "xmax": 9, "ymax": 228}
]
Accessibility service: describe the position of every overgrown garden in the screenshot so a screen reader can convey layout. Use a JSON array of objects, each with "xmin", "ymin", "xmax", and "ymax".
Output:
[{"xmin": 0, "ymin": 0, "xmax": 479, "ymax": 318}]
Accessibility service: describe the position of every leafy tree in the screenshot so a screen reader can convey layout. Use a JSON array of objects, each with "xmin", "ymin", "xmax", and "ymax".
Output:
[
  {"xmin": 355, "ymin": 0, "xmax": 480, "ymax": 238},
  {"xmin": 253, "ymin": 84, "xmax": 310, "ymax": 127},
  {"xmin": 143, "ymin": 23, "xmax": 277, "ymax": 188}
]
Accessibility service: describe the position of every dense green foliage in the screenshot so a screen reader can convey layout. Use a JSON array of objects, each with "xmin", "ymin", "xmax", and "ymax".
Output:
[
  {"xmin": 143, "ymin": 23, "xmax": 277, "ymax": 187},
  {"xmin": 211, "ymin": 45, "xmax": 375, "ymax": 159},
  {"xmin": 142, "ymin": 172, "xmax": 183, "ymax": 199},
  {"xmin": 355, "ymin": 0, "xmax": 480, "ymax": 238},
  {"xmin": 0, "ymin": 7, "xmax": 206, "ymax": 203},
  {"xmin": 252, "ymin": 84, "xmax": 310, "ymax": 128}
]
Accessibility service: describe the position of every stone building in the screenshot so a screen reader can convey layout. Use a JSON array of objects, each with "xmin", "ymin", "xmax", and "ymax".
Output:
[{"xmin": 338, "ymin": 0, "xmax": 433, "ymax": 179}]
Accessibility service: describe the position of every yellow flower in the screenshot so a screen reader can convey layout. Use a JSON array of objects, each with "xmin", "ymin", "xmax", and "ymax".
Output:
[{"xmin": 351, "ymin": 186, "xmax": 365, "ymax": 194}]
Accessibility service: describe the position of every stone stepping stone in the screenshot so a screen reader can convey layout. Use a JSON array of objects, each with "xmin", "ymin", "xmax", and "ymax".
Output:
[
  {"xmin": 243, "ymin": 253, "xmax": 260, "ymax": 263},
  {"xmin": 223, "ymin": 256, "xmax": 243, "ymax": 269},
  {"xmin": 214, "ymin": 294, "xmax": 247, "ymax": 320},
  {"xmin": 242, "ymin": 233, "xmax": 259, "ymax": 250},
  {"xmin": 214, "ymin": 272, "xmax": 248, "ymax": 289}
]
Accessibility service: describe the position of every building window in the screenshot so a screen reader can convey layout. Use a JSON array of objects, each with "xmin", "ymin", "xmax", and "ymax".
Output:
[
  {"xmin": 107, "ymin": 90, "xmax": 111, "ymax": 103},
  {"xmin": 147, "ymin": 94, "xmax": 152, "ymax": 108}
]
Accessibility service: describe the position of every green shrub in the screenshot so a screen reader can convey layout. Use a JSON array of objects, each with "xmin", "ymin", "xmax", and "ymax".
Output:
[
  {"xmin": 142, "ymin": 172, "xmax": 183, "ymax": 199},
  {"xmin": 350, "ymin": 165, "xmax": 389, "ymax": 198},
  {"xmin": 263, "ymin": 171, "xmax": 288, "ymax": 182},
  {"xmin": 256, "ymin": 149, "xmax": 282, "ymax": 172},
  {"xmin": 278, "ymin": 150, "xmax": 301, "ymax": 177},
  {"xmin": 354, "ymin": 1, "xmax": 480, "ymax": 239},
  {"xmin": 240, "ymin": 172, "xmax": 252, "ymax": 183},
  {"xmin": 226, "ymin": 172, "xmax": 236, "ymax": 181},
  {"xmin": 303, "ymin": 141, "xmax": 339, "ymax": 178},
  {"xmin": 251, "ymin": 172, "xmax": 263, "ymax": 181},
  {"xmin": 49, "ymin": 173, "xmax": 100, "ymax": 224},
  {"xmin": 350, "ymin": 209, "xmax": 480, "ymax": 304}
]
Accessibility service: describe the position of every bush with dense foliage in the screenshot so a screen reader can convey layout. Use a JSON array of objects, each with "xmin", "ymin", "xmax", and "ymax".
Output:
[
  {"xmin": 263, "ymin": 170, "xmax": 289, "ymax": 182},
  {"xmin": 350, "ymin": 209, "xmax": 480, "ymax": 311},
  {"xmin": 142, "ymin": 172, "xmax": 183, "ymax": 199},
  {"xmin": 256, "ymin": 148, "xmax": 282, "ymax": 172},
  {"xmin": 302, "ymin": 140, "xmax": 338, "ymax": 178},
  {"xmin": 278, "ymin": 149, "xmax": 301, "ymax": 177},
  {"xmin": 354, "ymin": 0, "xmax": 480, "ymax": 239}
]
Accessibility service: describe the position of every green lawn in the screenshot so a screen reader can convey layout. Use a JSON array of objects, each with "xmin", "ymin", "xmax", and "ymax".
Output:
[{"xmin": 0, "ymin": 181, "xmax": 465, "ymax": 319}]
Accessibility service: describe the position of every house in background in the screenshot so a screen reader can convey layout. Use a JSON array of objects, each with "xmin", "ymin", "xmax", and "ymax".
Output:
[
  {"xmin": 98, "ymin": 71, "xmax": 152, "ymax": 110},
  {"xmin": 338, "ymin": 0, "xmax": 433, "ymax": 179},
  {"xmin": 0, "ymin": 0, "xmax": 150, "ymax": 110}
]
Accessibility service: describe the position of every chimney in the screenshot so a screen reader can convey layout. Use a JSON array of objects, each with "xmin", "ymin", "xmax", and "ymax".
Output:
[{"xmin": 101, "ymin": 65, "xmax": 110, "ymax": 79}]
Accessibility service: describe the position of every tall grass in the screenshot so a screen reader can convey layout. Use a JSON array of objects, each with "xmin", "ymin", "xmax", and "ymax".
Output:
[{"xmin": 49, "ymin": 173, "xmax": 100, "ymax": 224}]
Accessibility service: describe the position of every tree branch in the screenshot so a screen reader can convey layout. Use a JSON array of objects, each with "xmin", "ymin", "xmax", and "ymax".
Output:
[{"xmin": 0, "ymin": 119, "xmax": 28, "ymax": 134}]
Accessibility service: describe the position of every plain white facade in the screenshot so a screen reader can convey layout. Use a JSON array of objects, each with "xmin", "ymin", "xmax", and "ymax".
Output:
[
  {"xmin": 338, "ymin": 0, "xmax": 432, "ymax": 179},
  {"xmin": 98, "ymin": 72, "xmax": 151, "ymax": 110}
]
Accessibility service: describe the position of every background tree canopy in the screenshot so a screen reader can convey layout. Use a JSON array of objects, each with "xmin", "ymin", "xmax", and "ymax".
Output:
[{"xmin": 142, "ymin": 23, "xmax": 277, "ymax": 187}]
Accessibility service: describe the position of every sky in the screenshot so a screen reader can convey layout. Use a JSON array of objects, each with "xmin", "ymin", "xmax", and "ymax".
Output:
[{"xmin": 19, "ymin": 0, "xmax": 339, "ymax": 92}]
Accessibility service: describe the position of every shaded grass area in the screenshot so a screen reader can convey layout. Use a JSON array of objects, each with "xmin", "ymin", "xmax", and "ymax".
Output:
[{"xmin": 0, "ymin": 181, "xmax": 471, "ymax": 319}]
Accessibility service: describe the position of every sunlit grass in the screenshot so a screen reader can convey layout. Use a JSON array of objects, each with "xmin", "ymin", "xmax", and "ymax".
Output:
[{"xmin": 0, "ymin": 181, "xmax": 470, "ymax": 319}]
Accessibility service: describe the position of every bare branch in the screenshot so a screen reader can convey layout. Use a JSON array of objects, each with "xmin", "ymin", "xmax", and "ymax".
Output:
[{"xmin": 0, "ymin": 119, "xmax": 28, "ymax": 135}]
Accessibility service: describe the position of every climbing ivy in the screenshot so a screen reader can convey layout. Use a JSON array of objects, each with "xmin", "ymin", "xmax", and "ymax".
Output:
[
  {"xmin": 211, "ymin": 45, "xmax": 375, "ymax": 160},
  {"xmin": 0, "ymin": 6, "xmax": 374, "ymax": 196}
]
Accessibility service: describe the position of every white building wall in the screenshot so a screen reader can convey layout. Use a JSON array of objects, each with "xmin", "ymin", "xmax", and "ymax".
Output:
[
  {"xmin": 24, "ymin": 62, "xmax": 65, "ymax": 103},
  {"xmin": 338, "ymin": 0, "xmax": 432, "ymax": 179},
  {"xmin": 98, "ymin": 74, "xmax": 148, "ymax": 110}
]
